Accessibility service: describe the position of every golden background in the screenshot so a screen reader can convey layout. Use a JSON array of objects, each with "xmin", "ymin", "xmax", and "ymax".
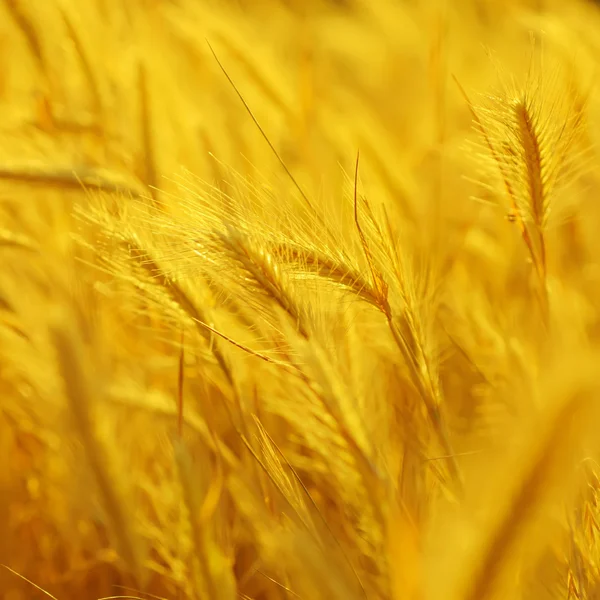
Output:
[{"xmin": 1, "ymin": 1, "xmax": 600, "ymax": 599}]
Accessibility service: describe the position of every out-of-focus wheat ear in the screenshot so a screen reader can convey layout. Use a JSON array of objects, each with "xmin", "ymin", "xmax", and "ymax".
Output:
[
  {"xmin": 174, "ymin": 439, "xmax": 237, "ymax": 600},
  {"xmin": 380, "ymin": 208, "xmax": 463, "ymax": 492},
  {"xmin": 387, "ymin": 315, "xmax": 462, "ymax": 493},
  {"xmin": 250, "ymin": 412, "xmax": 368, "ymax": 599},
  {"xmin": 240, "ymin": 418, "xmax": 315, "ymax": 535},
  {"xmin": 137, "ymin": 60, "xmax": 161, "ymax": 209},
  {"xmin": 386, "ymin": 497, "xmax": 421, "ymax": 600},
  {"xmin": 0, "ymin": 229, "xmax": 38, "ymax": 252},
  {"xmin": 455, "ymin": 357, "xmax": 600, "ymax": 600},
  {"xmin": 174, "ymin": 439, "xmax": 210, "ymax": 598},
  {"xmin": 281, "ymin": 527, "xmax": 365, "ymax": 600},
  {"xmin": 59, "ymin": 4, "xmax": 104, "ymax": 129},
  {"xmin": 284, "ymin": 320, "xmax": 387, "ymax": 528},
  {"xmin": 124, "ymin": 238, "xmax": 236, "ymax": 384},
  {"xmin": 3, "ymin": 0, "xmax": 45, "ymax": 71},
  {"xmin": 123, "ymin": 236, "xmax": 255, "ymax": 443},
  {"xmin": 83, "ymin": 200, "xmax": 252, "ymax": 442},
  {"xmin": 50, "ymin": 317, "xmax": 145, "ymax": 587},
  {"xmin": 0, "ymin": 164, "xmax": 146, "ymax": 197},
  {"xmin": 356, "ymin": 174, "xmax": 456, "ymax": 492},
  {"xmin": 177, "ymin": 330, "xmax": 185, "ymax": 438},
  {"xmin": 3, "ymin": 0, "xmax": 53, "ymax": 128},
  {"xmin": 566, "ymin": 458, "xmax": 600, "ymax": 597},
  {"xmin": 194, "ymin": 317, "xmax": 370, "ymax": 598}
]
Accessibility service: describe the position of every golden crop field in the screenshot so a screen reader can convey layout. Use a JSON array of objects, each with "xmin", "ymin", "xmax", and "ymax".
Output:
[{"xmin": 2, "ymin": 0, "xmax": 600, "ymax": 598}]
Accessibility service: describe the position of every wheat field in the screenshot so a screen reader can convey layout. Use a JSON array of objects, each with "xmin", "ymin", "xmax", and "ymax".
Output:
[{"xmin": 2, "ymin": 0, "xmax": 600, "ymax": 598}]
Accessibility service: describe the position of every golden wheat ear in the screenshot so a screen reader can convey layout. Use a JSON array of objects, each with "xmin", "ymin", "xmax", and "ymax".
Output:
[{"xmin": 458, "ymin": 54, "xmax": 587, "ymax": 321}]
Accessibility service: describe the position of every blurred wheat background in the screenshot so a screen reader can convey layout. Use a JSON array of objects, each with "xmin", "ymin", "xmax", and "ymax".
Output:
[{"xmin": 2, "ymin": 0, "xmax": 600, "ymax": 598}]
